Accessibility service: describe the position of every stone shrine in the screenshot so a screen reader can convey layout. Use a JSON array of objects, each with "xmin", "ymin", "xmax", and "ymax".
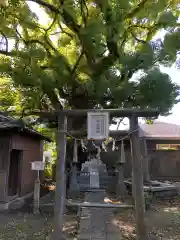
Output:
[{"xmin": 80, "ymin": 157, "xmax": 108, "ymax": 190}]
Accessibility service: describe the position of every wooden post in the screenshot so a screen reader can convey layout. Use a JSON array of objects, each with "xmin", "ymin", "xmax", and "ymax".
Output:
[
  {"xmin": 141, "ymin": 139, "xmax": 150, "ymax": 182},
  {"xmin": 130, "ymin": 115, "xmax": 147, "ymax": 240},
  {"xmin": 53, "ymin": 115, "xmax": 67, "ymax": 240},
  {"xmin": 33, "ymin": 171, "xmax": 40, "ymax": 214}
]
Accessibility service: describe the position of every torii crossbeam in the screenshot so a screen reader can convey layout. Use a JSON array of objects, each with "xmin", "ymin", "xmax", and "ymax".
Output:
[{"xmin": 34, "ymin": 108, "xmax": 159, "ymax": 240}]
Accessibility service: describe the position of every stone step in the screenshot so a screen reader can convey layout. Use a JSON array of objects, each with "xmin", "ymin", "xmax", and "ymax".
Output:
[
  {"xmin": 78, "ymin": 177, "xmax": 109, "ymax": 182},
  {"xmin": 70, "ymin": 201, "xmax": 134, "ymax": 208},
  {"xmin": 77, "ymin": 191, "xmax": 123, "ymax": 240},
  {"xmin": 78, "ymin": 182, "xmax": 109, "ymax": 187},
  {"xmin": 77, "ymin": 176, "xmax": 110, "ymax": 180},
  {"xmin": 77, "ymin": 181, "xmax": 109, "ymax": 185}
]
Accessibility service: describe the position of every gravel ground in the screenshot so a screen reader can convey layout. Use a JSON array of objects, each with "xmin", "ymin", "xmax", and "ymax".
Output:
[
  {"xmin": 114, "ymin": 196, "xmax": 180, "ymax": 239},
  {"xmin": 0, "ymin": 212, "xmax": 77, "ymax": 240},
  {"xmin": 2, "ymin": 192, "xmax": 180, "ymax": 239},
  {"xmin": 0, "ymin": 185, "xmax": 79, "ymax": 240}
]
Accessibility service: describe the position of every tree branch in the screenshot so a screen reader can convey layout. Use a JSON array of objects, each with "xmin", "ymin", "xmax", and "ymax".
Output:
[
  {"xmin": 60, "ymin": 0, "xmax": 81, "ymax": 34},
  {"xmin": 71, "ymin": 49, "xmax": 85, "ymax": 77},
  {"xmin": 0, "ymin": 50, "xmax": 17, "ymax": 57},
  {"xmin": 15, "ymin": 28, "xmax": 52, "ymax": 56},
  {"xmin": 130, "ymin": 24, "xmax": 150, "ymax": 29},
  {"xmin": 131, "ymin": 31, "xmax": 146, "ymax": 44},
  {"xmin": 30, "ymin": 0, "xmax": 96, "ymax": 75},
  {"xmin": 40, "ymin": 85, "xmax": 62, "ymax": 109},
  {"xmin": 30, "ymin": 0, "xmax": 80, "ymax": 38},
  {"xmin": 28, "ymin": 0, "xmax": 60, "ymax": 13},
  {"xmin": 87, "ymin": 1, "xmax": 120, "ymax": 75},
  {"xmin": 43, "ymin": 35, "xmax": 58, "ymax": 54},
  {"xmin": 57, "ymin": 20, "xmax": 74, "ymax": 38},
  {"xmin": 45, "ymin": 13, "xmax": 57, "ymax": 32},
  {"xmin": 127, "ymin": 0, "xmax": 148, "ymax": 18},
  {"xmin": 41, "ymin": 14, "xmax": 59, "ymax": 53},
  {"xmin": 145, "ymin": 25, "xmax": 158, "ymax": 42},
  {"xmin": 120, "ymin": 64, "xmax": 140, "ymax": 83},
  {"xmin": 103, "ymin": 4, "xmax": 119, "ymax": 58},
  {"xmin": 80, "ymin": 0, "xmax": 88, "ymax": 26},
  {"xmin": 50, "ymin": 31, "xmax": 61, "ymax": 36}
]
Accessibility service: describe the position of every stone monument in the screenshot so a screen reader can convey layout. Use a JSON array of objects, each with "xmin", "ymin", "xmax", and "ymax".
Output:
[{"xmin": 81, "ymin": 155, "xmax": 107, "ymax": 190}]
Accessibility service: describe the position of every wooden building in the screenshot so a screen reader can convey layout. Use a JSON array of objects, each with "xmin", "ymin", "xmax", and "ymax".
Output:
[
  {"xmin": 101, "ymin": 122, "xmax": 180, "ymax": 181},
  {"xmin": 0, "ymin": 114, "xmax": 49, "ymax": 210}
]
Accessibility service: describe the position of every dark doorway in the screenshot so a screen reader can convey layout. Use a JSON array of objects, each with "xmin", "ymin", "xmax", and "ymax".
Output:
[{"xmin": 8, "ymin": 149, "xmax": 22, "ymax": 196}]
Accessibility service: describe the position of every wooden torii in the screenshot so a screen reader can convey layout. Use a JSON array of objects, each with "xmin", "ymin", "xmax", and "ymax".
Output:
[{"xmin": 35, "ymin": 108, "xmax": 159, "ymax": 240}]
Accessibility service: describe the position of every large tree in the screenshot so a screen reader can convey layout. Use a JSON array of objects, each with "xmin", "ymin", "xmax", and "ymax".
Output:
[
  {"xmin": 0, "ymin": 0, "xmax": 180, "ymax": 129},
  {"xmin": 0, "ymin": 77, "xmax": 20, "ymax": 112}
]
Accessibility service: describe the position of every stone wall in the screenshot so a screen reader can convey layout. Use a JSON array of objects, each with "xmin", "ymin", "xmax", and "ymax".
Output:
[
  {"xmin": 149, "ymin": 150, "xmax": 180, "ymax": 180},
  {"xmin": 100, "ymin": 145, "xmax": 180, "ymax": 181}
]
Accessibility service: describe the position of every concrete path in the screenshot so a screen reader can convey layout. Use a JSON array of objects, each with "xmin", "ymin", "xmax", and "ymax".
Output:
[{"xmin": 78, "ymin": 191, "xmax": 122, "ymax": 240}]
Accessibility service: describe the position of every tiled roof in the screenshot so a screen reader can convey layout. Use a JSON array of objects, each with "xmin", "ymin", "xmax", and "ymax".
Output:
[
  {"xmin": 0, "ymin": 122, "xmax": 19, "ymax": 129},
  {"xmin": 139, "ymin": 122, "xmax": 180, "ymax": 139},
  {"xmin": 0, "ymin": 113, "xmax": 50, "ymax": 141},
  {"xmin": 0, "ymin": 113, "xmax": 20, "ymax": 129}
]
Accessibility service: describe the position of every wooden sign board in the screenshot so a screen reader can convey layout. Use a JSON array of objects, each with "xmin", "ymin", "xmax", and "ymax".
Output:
[
  {"xmin": 31, "ymin": 161, "xmax": 45, "ymax": 171},
  {"xmin": 87, "ymin": 112, "xmax": 109, "ymax": 140}
]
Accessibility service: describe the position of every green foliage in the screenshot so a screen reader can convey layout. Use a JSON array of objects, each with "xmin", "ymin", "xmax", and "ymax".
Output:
[
  {"xmin": 35, "ymin": 124, "xmax": 55, "ymax": 140},
  {"xmin": 44, "ymin": 162, "xmax": 53, "ymax": 178},
  {"xmin": 164, "ymin": 29, "xmax": 180, "ymax": 62},
  {"xmin": 0, "ymin": 0, "xmax": 179, "ymax": 124},
  {"xmin": 0, "ymin": 77, "xmax": 22, "ymax": 114},
  {"xmin": 137, "ymin": 68, "xmax": 179, "ymax": 115},
  {"xmin": 145, "ymin": 119, "xmax": 154, "ymax": 125}
]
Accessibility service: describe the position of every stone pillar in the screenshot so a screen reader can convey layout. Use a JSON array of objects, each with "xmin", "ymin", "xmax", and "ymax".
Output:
[
  {"xmin": 116, "ymin": 162, "xmax": 127, "ymax": 201},
  {"xmin": 68, "ymin": 162, "xmax": 80, "ymax": 199},
  {"xmin": 90, "ymin": 166, "xmax": 100, "ymax": 189}
]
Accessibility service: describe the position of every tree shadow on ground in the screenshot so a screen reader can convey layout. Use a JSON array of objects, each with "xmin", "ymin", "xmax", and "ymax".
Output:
[
  {"xmin": 0, "ymin": 209, "xmax": 77, "ymax": 239},
  {"xmin": 114, "ymin": 196, "xmax": 180, "ymax": 240}
]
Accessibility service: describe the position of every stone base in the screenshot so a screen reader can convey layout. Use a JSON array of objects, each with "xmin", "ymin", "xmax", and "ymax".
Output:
[
  {"xmin": 0, "ymin": 192, "xmax": 33, "ymax": 211},
  {"xmin": 79, "ymin": 160, "xmax": 108, "ymax": 191},
  {"xmin": 124, "ymin": 179, "xmax": 178, "ymax": 198},
  {"xmin": 68, "ymin": 188, "xmax": 80, "ymax": 200}
]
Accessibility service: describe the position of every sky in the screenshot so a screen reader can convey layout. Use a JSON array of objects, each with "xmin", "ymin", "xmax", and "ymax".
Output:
[{"xmin": 27, "ymin": 2, "xmax": 180, "ymax": 128}]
